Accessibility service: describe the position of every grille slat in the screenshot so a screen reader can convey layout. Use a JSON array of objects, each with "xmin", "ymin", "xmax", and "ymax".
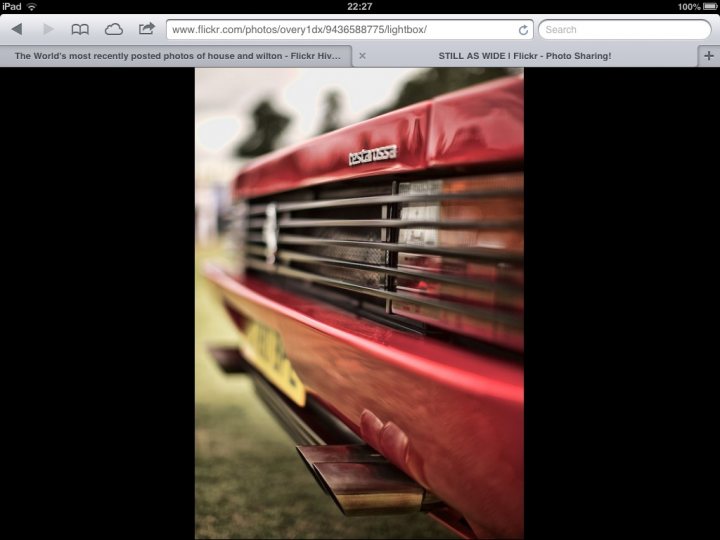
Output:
[
  {"xmin": 247, "ymin": 233, "xmax": 523, "ymax": 265},
  {"xmin": 248, "ymin": 188, "xmax": 524, "ymax": 216},
  {"xmin": 245, "ymin": 258, "xmax": 523, "ymax": 330},
  {"xmin": 248, "ymin": 218, "xmax": 524, "ymax": 230},
  {"xmin": 244, "ymin": 245, "xmax": 523, "ymax": 296}
]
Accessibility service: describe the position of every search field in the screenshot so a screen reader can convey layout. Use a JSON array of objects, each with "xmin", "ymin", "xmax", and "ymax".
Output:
[
  {"xmin": 166, "ymin": 20, "xmax": 534, "ymax": 40},
  {"xmin": 539, "ymin": 19, "xmax": 712, "ymax": 40}
]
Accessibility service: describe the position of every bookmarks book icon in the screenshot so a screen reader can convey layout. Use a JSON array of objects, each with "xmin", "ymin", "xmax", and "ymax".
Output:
[{"xmin": 71, "ymin": 23, "xmax": 89, "ymax": 35}]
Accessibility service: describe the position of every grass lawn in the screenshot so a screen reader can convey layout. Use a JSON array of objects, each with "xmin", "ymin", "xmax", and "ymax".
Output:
[{"xmin": 195, "ymin": 241, "xmax": 455, "ymax": 539}]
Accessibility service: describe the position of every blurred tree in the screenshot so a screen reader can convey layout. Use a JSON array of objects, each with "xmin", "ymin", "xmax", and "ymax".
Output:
[
  {"xmin": 369, "ymin": 67, "xmax": 511, "ymax": 118},
  {"xmin": 318, "ymin": 90, "xmax": 343, "ymax": 134},
  {"xmin": 236, "ymin": 99, "xmax": 291, "ymax": 157}
]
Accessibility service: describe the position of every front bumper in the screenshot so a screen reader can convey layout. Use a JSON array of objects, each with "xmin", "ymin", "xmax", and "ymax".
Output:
[{"xmin": 205, "ymin": 264, "xmax": 524, "ymax": 538}]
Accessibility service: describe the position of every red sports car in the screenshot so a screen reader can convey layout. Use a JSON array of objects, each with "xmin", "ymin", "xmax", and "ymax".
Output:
[{"xmin": 206, "ymin": 75, "xmax": 524, "ymax": 539}]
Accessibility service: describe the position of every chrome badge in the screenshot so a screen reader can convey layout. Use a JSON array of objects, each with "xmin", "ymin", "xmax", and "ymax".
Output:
[
  {"xmin": 348, "ymin": 144, "xmax": 398, "ymax": 167},
  {"xmin": 263, "ymin": 202, "xmax": 278, "ymax": 264}
]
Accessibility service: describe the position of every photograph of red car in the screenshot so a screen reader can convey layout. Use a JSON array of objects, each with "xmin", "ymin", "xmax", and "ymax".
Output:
[{"xmin": 196, "ymin": 68, "xmax": 524, "ymax": 539}]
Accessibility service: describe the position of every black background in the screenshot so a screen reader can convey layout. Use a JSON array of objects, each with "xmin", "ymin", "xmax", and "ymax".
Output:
[
  {"xmin": 524, "ymin": 68, "xmax": 716, "ymax": 537},
  {"xmin": 1, "ymin": 66, "xmax": 716, "ymax": 536},
  {"xmin": 2, "ymin": 69, "xmax": 195, "ymax": 536}
]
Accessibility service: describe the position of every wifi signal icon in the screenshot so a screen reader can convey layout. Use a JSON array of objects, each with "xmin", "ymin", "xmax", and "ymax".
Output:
[{"xmin": 27, "ymin": 2, "xmax": 37, "ymax": 10}]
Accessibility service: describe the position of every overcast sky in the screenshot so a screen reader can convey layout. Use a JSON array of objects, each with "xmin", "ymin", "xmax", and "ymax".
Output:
[{"xmin": 195, "ymin": 68, "xmax": 424, "ymax": 163}]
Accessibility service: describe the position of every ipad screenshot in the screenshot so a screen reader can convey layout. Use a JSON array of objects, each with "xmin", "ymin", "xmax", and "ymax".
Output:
[{"xmin": 3, "ymin": 2, "xmax": 714, "ymax": 538}]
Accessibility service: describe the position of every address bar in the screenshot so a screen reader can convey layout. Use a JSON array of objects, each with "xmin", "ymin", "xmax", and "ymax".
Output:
[{"xmin": 166, "ymin": 19, "xmax": 534, "ymax": 40}]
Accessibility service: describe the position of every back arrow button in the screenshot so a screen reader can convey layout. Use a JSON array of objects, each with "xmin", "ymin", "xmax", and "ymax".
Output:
[{"xmin": 12, "ymin": 23, "xmax": 22, "ymax": 35}]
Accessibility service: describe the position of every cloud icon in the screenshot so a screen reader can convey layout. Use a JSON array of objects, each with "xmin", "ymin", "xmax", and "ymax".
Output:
[{"xmin": 105, "ymin": 23, "xmax": 123, "ymax": 35}]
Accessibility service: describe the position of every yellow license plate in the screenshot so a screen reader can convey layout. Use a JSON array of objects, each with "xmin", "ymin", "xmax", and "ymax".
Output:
[{"xmin": 240, "ymin": 321, "xmax": 306, "ymax": 407}]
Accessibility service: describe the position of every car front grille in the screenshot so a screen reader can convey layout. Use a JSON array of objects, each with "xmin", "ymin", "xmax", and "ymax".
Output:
[{"xmin": 235, "ymin": 172, "xmax": 524, "ymax": 353}]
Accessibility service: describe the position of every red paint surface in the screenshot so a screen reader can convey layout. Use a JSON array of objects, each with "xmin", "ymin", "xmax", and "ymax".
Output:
[
  {"xmin": 233, "ymin": 75, "xmax": 524, "ymax": 200},
  {"xmin": 206, "ymin": 266, "xmax": 524, "ymax": 538},
  {"xmin": 426, "ymin": 76, "xmax": 524, "ymax": 169},
  {"xmin": 233, "ymin": 102, "xmax": 430, "ymax": 200}
]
